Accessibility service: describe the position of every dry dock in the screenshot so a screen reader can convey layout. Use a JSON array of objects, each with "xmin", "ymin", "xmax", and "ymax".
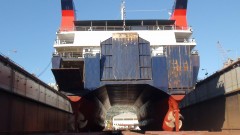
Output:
[{"xmin": 1, "ymin": 54, "xmax": 240, "ymax": 134}]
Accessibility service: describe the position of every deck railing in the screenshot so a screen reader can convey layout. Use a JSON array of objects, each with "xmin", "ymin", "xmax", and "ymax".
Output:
[
  {"xmin": 74, "ymin": 25, "xmax": 190, "ymax": 31},
  {"xmin": 60, "ymin": 25, "xmax": 191, "ymax": 32},
  {"xmin": 54, "ymin": 39, "xmax": 74, "ymax": 45},
  {"xmin": 176, "ymin": 38, "xmax": 196, "ymax": 43},
  {"xmin": 54, "ymin": 38, "xmax": 196, "ymax": 45},
  {"xmin": 53, "ymin": 52, "xmax": 83, "ymax": 58}
]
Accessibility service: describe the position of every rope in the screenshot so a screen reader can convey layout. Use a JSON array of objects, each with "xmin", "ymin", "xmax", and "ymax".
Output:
[{"xmin": 37, "ymin": 60, "xmax": 51, "ymax": 77}]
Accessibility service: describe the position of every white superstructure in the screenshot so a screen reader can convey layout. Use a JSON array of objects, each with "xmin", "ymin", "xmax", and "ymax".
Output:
[{"xmin": 54, "ymin": 22, "xmax": 196, "ymax": 59}]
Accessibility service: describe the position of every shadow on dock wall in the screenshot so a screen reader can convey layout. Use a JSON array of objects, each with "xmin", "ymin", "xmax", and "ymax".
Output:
[
  {"xmin": 181, "ymin": 95, "xmax": 226, "ymax": 131},
  {"xmin": 0, "ymin": 90, "xmax": 71, "ymax": 134},
  {"xmin": 181, "ymin": 72, "xmax": 240, "ymax": 131}
]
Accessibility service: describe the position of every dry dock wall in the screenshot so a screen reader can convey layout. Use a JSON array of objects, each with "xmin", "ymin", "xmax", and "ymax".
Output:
[
  {"xmin": 0, "ymin": 90, "xmax": 70, "ymax": 134},
  {"xmin": 180, "ymin": 60, "xmax": 240, "ymax": 131},
  {"xmin": 0, "ymin": 54, "xmax": 73, "ymax": 134}
]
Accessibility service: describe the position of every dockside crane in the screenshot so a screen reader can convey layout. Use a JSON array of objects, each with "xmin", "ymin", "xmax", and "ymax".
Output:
[{"xmin": 217, "ymin": 41, "xmax": 233, "ymax": 67}]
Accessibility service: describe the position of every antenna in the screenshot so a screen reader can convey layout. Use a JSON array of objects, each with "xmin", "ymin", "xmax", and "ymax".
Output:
[{"xmin": 121, "ymin": 0, "xmax": 126, "ymax": 30}]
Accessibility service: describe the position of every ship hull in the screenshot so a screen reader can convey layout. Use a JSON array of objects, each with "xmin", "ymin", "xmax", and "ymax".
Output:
[
  {"xmin": 67, "ymin": 84, "xmax": 182, "ymax": 131},
  {"xmin": 52, "ymin": 32, "xmax": 198, "ymax": 132}
]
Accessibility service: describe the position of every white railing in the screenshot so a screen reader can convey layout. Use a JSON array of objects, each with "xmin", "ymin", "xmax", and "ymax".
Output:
[
  {"xmin": 54, "ymin": 39, "xmax": 74, "ymax": 45},
  {"xmin": 176, "ymin": 38, "xmax": 196, "ymax": 43},
  {"xmin": 73, "ymin": 25, "xmax": 190, "ymax": 31},
  {"xmin": 53, "ymin": 52, "xmax": 83, "ymax": 58},
  {"xmin": 58, "ymin": 25, "xmax": 192, "ymax": 32}
]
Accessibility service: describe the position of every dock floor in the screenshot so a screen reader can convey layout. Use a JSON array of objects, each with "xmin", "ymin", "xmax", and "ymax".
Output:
[{"xmin": 28, "ymin": 130, "xmax": 240, "ymax": 135}]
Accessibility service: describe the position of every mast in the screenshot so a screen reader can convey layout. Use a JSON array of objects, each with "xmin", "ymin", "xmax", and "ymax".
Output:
[
  {"xmin": 121, "ymin": 0, "xmax": 126, "ymax": 30},
  {"xmin": 121, "ymin": 0, "xmax": 126, "ymax": 20}
]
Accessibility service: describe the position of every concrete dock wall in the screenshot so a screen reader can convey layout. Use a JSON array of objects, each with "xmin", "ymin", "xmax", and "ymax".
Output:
[
  {"xmin": 180, "ymin": 60, "xmax": 240, "ymax": 131},
  {"xmin": 0, "ymin": 54, "xmax": 73, "ymax": 134}
]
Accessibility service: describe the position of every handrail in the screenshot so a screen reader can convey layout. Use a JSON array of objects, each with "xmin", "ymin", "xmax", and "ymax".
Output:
[
  {"xmin": 54, "ymin": 39, "xmax": 74, "ymax": 45},
  {"xmin": 0, "ymin": 52, "xmax": 25, "ymax": 70},
  {"xmin": 75, "ymin": 25, "xmax": 190, "ymax": 31},
  {"xmin": 54, "ymin": 38, "xmax": 196, "ymax": 45},
  {"xmin": 59, "ymin": 25, "xmax": 191, "ymax": 32},
  {"xmin": 53, "ymin": 52, "xmax": 83, "ymax": 58},
  {"xmin": 176, "ymin": 38, "xmax": 196, "ymax": 43}
]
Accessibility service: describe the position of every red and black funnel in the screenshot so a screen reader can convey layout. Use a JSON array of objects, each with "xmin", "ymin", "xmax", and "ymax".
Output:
[
  {"xmin": 60, "ymin": 0, "xmax": 76, "ymax": 31},
  {"xmin": 170, "ymin": 0, "xmax": 188, "ymax": 29}
]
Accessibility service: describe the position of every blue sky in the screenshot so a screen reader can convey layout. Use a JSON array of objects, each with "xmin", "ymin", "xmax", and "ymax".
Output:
[{"xmin": 0, "ymin": 0, "xmax": 239, "ymax": 83}]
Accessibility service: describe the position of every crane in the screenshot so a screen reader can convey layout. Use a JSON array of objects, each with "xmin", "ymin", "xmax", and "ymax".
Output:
[{"xmin": 217, "ymin": 41, "xmax": 233, "ymax": 67}]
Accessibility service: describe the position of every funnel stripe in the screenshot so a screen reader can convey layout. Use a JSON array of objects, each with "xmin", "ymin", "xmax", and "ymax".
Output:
[
  {"xmin": 175, "ymin": 0, "xmax": 188, "ymax": 9},
  {"xmin": 61, "ymin": 0, "xmax": 74, "ymax": 10}
]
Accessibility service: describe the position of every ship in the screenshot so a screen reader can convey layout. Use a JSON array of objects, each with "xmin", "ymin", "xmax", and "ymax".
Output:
[{"xmin": 51, "ymin": 0, "xmax": 199, "ymax": 132}]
